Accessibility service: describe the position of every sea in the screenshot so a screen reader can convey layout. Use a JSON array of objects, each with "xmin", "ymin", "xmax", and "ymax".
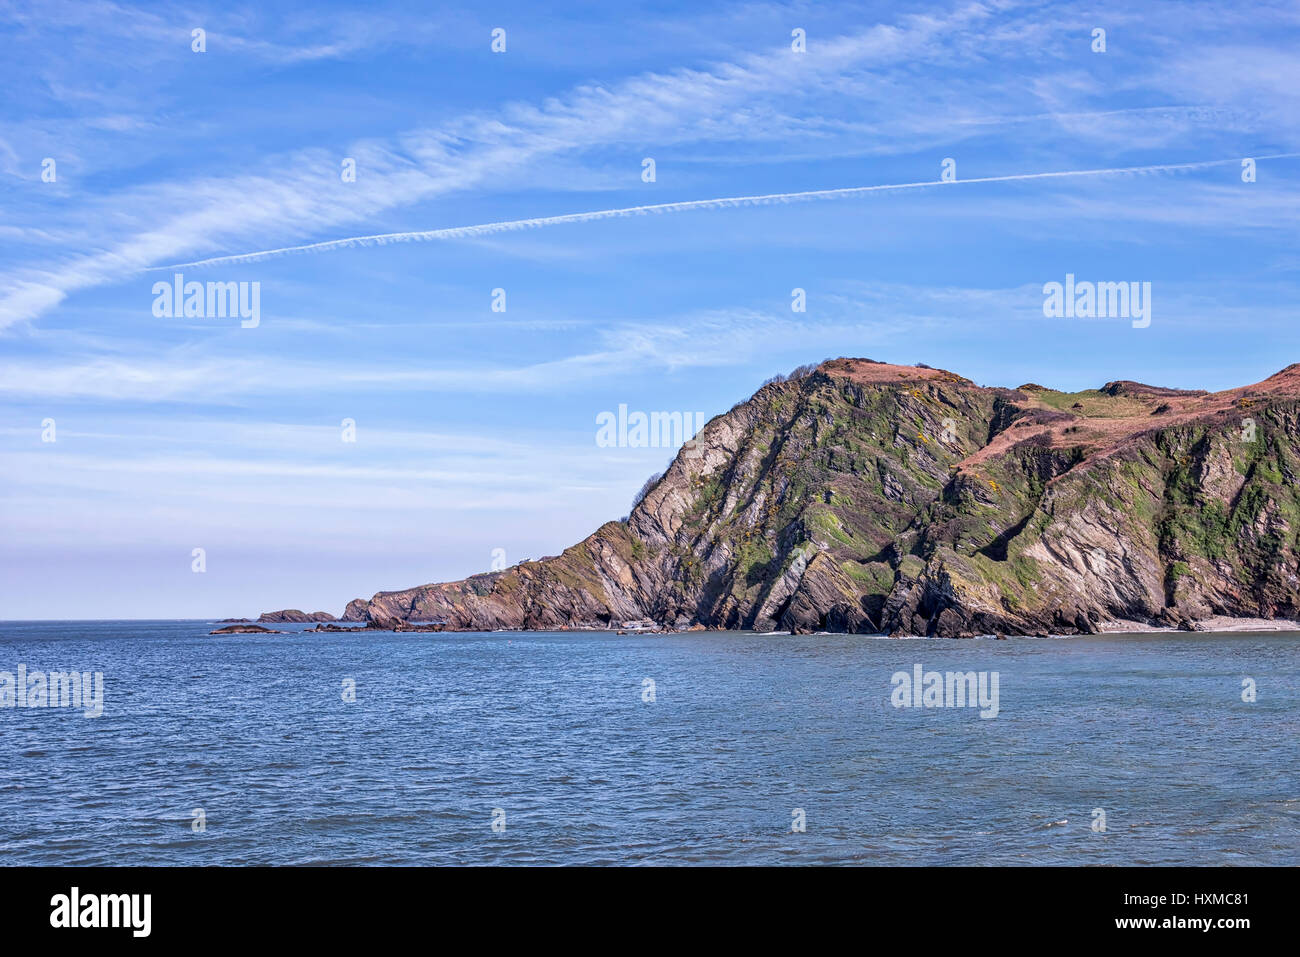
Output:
[{"xmin": 0, "ymin": 620, "xmax": 1295, "ymax": 865}]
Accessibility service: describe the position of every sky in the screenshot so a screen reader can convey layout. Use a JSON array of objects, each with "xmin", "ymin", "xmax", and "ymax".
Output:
[{"xmin": 2, "ymin": 0, "xmax": 1299, "ymax": 619}]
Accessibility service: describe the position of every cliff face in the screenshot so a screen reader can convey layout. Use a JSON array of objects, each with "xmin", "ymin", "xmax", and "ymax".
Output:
[
  {"xmin": 339, "ymin": 599, "xmax": 369, "ymax": 622},
  {"xmin": 328, "ymin": 358, "xmax": 1300, "ymax": 636}
]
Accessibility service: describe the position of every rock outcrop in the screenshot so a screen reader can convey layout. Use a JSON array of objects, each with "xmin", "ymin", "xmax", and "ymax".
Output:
[
  {"xmin": 210, "ymin": 624, "xmax": 283, "ymax": 635},
  {"xmin": 339, "ymin": 599, "xmax": 369, "ymax": 622},
  {"xmin": 270, "ymin": 358, "xmax": 1300, "ymax": 637},
  {"xmin": 308, "ymin": 618, "xmax": 446, "ymax": 633},
  {"xmin": 257, "ymin": 609, "xmax": 336, "ymax": 623}
]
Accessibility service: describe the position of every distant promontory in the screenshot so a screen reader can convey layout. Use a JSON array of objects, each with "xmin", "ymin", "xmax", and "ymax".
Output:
[{"xmin": 256, "ymin": 358, "xmax": 1300, "ymax": 638}]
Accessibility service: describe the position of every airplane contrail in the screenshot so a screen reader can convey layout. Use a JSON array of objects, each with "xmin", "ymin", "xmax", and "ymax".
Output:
[{"xmin": 155, "ymin": 154, "xmax": 1296, "ymax": 270}]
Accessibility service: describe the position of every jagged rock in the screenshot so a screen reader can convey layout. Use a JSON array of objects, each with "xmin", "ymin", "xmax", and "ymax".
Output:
[
  {"xmin": 257, "ymin": 609, "xmax": 335, "ymax": 623},
  {"xmin": 340, "ymin": 599, "xmax": 369, "ymax": 622}
]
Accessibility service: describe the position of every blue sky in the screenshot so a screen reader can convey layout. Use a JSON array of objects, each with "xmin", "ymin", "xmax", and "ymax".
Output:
[{"xmin": 2, "ymin": 0, "xmax": 1299, "ymax": 618}]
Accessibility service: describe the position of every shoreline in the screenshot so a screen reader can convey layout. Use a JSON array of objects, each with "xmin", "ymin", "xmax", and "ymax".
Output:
[
  {"xmin": 1097, "ymin": 615, "xmax": 1300, "ymax": 634},
  {"xmin": 7, "ymin": 617, "xmax": 1298, "ymax": 636},
  {"xmin": 210, "ymin": 617, "xmax": 1300, "ymax": 637}
]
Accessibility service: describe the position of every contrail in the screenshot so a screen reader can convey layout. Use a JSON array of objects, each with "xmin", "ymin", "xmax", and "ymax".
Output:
[{"xmin": 156, "ymin": 154, "xmax": 1296, "ymax": 270}]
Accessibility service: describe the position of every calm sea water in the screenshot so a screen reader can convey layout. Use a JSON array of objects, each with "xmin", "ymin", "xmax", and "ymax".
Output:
[{"xmin": 0, "ymin": 621, "xmax": 1295, "ymax": 866}]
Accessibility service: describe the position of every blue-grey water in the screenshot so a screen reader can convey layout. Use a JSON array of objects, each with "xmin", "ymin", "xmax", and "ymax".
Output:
[{"xmin": 0, "ymin": 620, "xmax": 1295, "ymax": 865}]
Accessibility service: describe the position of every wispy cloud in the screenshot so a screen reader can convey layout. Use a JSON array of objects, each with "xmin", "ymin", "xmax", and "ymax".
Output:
[{"xmin": 0, "ymin": 1, "xmax": 1007, "ymax": 329}]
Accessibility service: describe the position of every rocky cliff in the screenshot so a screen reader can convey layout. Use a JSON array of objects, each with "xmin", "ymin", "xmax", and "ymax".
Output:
[{"xmin": 313, "ymin": 358, "xmax": 1300, "ymax": 636}]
